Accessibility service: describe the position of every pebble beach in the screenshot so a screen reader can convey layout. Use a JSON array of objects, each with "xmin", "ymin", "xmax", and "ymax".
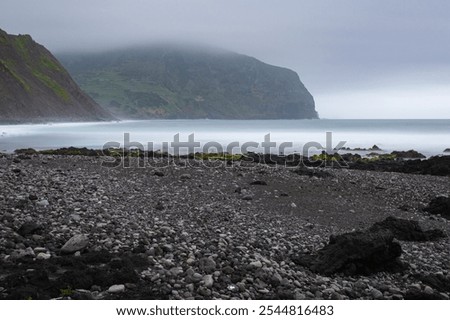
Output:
[{"xmin": 0, "ymin": 153, "xmax": 449, "ymax": 300}]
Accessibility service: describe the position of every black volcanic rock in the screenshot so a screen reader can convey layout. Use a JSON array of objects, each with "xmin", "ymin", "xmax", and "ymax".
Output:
[
  {"xmin": 425, "ymin": 197, "xmax": 450, "ymax": 220},
  {"xmin": 17, "ymin": 222, "xmax": 42, "ymax": 237},
  {"xmin": 0, "ymin": 28, "xmax": 113, "ymax": 123},
  {"xmin": 292, "ymin": 216, "xmax": 446, "ymax": 276},
  {"xmin": 369, "ymin": 216, "xmax": 446, "ymax": 241},
  {"xmin": 292, "ymin": 229, "xmax": 404, "ymax": 275},
  {"xmin": 58, "ymin": 45, "xmax": 318, "ymax": 119},
  {"xmin": 391, "ymin": 150, "xmax": 426, "ymax": 159},
  {"xmin": 348, "ymin": 155, "xmax": 450, "ymax": 177}
]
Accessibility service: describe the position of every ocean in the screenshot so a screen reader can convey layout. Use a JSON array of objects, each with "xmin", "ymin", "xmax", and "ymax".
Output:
[{"xmin": 1, "ymin": 119, "xmax": 449, "ymax": 156}]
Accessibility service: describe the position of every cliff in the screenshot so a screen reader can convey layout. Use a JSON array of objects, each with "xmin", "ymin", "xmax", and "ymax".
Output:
[
  {"xmin": 58, "ymin": 45, "xmax": 318, "ymax": 119},
  {"xmin": 0, "ymin": 28, "xmax": 113, "ymax": 123}
]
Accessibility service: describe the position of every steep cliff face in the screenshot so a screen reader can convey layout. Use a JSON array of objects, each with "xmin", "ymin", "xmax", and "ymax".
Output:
[
  {"xmin": 0, "ymin": 29, "xmax": 113, "ymax": 123},
  {"xmin": 59, "ymin": 45, "xmax": 318, "ymax": 119}
]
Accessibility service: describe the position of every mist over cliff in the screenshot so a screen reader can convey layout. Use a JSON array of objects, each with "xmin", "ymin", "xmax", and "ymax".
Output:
[{"xmin": 59, "ymin": 45, "xmax": 318, "ymax": 120}]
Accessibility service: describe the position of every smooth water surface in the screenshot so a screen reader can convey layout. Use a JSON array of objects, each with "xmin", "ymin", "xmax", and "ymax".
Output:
[{"xmin": 1, "ymin": 119, "xmax": 449, "ymax": 156}]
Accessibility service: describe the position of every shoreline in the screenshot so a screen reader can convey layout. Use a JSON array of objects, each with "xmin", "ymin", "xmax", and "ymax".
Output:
[
  {"xmin": 4, "ymin": 147, "xmax": 450, "ymax": 177},
  {"xmin": 0, "ymin": 153, "xmax": 449, "ymax": 300}
]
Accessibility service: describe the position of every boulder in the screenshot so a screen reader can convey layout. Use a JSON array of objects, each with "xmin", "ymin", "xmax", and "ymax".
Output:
[
  {"xmin": 17, "ymin": 222, "xmax": 42, "ymax": 237},
  {"xmin": 424, "ymin": 196, "xmax": 450, "ymax": 220},
  {"xmin": 108, "ymin": 284, "xmax": 125, "ymax": 293},
  {"xmin": 198, "ymin": 257, "xmax": 216, "ymax": 274},
  {"xmin": 60, "ymin": 234, "xmax": 89, "ymax": 254},
  {"xmin": 292, "ymin": 229, "xmax": 403, "ymax": 275}
]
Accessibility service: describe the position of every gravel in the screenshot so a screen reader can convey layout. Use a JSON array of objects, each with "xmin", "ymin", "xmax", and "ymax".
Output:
[{"xmin": 0, "ymin": 154, "xmax": 449, "ymax": 300}]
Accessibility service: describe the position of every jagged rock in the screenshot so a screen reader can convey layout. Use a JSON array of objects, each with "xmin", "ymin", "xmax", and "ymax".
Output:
[
  {"xmin": 292, "ymin": 229, "xmax": 403, "ymax": 275},
  {"xmin": 370, "ymin": 145, "xmax": 381, "ymax": 151},
  {"xmin": 60, "ymin": 234, "xmax": 89, "ymax": 254},
  {"xmin": 424, "ymin": 196, "xmax": 450, "ymax": 220},
  {"xmin": 369, "ymin": 216, "xmax": 446, "ymax": 241}
]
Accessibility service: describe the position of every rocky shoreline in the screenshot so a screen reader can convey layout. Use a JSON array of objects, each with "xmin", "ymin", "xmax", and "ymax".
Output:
[{"xmin": 0, "ymin": 152, "xmax": 449, "ymax": 300}]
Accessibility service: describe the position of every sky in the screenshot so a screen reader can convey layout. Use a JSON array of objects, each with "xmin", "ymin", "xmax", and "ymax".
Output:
[{"xmin": 1, "ymin": 0, "xmax": 450, "ymax": 119}]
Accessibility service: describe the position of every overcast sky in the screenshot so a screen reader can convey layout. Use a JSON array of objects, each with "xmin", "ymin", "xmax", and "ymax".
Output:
[{"xmin": 1, "ymin": 0, "xmax": 450, "ymax": 118}]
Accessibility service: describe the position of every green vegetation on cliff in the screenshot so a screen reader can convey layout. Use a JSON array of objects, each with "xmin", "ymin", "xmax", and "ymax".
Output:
[
  {"xmin": 58, "ymin": 45, "xmax": 318, "ymax": 119},
  {"xmin": 0, "ymin": 28, "xmax": 113, "ymax": 123}
]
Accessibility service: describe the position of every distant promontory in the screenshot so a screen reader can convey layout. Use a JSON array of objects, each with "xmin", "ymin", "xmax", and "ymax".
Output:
[{"xmin": 58, "ymin": 45, "xmax": 318, "ymax": 120}]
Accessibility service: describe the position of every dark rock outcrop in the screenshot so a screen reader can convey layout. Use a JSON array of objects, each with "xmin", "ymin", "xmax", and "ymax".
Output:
[
  {"xmin": 58, "ymin": 45, "xmax": 318, "ymax": 119},
  {"xmin": 348, "ymin": 156, "xmax": 450, "ymax": 177},
  {"xmin": 369, "ymin": 216, "xmax": 446, "ymax": 241},
  {"xmin": 1, "ymin": 251, "xmax": 153, "ymax": 300},
  {"xmin": 292, "ymin": 217, "xmax": 446, "ymax": 275},
  {"xmin": 391, "ymin": 150, "xmax": 426, "ymax": 159},
  {"xmin": 424, "ymin": 197, "xmax": 450, "ymax": 220},
  {"xmin": 292, "ymin": 229, "xmax": 404, "ymax": 275},
  {"xmin": 0, "ymin": 28, "xmax": 113, "ymax": 123}
]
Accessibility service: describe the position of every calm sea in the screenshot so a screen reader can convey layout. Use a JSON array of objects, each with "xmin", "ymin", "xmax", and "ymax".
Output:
[{"xmin": 1, "ymin": 119, "xmax": 449, "ymax": 156}]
